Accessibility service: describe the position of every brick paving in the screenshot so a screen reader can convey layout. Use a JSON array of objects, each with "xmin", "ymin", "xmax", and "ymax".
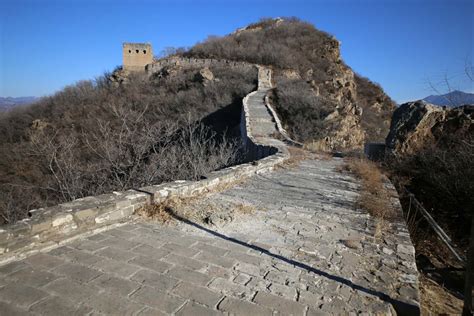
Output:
[{"xmin": 0, "ymin": 157, "xmax": 419, "ymax": 315}]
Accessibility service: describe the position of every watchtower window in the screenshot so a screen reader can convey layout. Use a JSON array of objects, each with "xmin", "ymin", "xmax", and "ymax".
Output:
[
  {"xmin": 128, "ymin": 50, "xmax": 131, "ymax": 53},
  {"xmin": 136, "ymin": 49, "xmax": 139, "ymax": 53},
  {"xmin": 143, "ymin": 50, "xmax": 147, "ymax": 54}
]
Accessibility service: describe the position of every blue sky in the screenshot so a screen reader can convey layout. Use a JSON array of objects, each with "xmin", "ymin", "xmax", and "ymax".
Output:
[{"xmin": 0, "ymin": 0, "xmax": 472, "ymax": 103}]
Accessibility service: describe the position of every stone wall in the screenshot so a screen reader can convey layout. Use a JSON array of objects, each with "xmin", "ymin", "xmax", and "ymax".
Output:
[
  {"xmin": 146, "ymin": 56, "xmax": 253, "ymax": 75},
  {"xmin": 0, "ymin": 67, "xmax": 288, "ymax": 265}
]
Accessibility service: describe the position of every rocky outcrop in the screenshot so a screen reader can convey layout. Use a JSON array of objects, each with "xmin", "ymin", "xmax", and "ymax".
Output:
[{"xmin": 386, "ymin": 101, "xmax": 474, "ymax": 154}]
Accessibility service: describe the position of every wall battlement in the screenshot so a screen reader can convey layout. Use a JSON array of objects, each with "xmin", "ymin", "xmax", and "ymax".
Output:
[{"xmin": 146, "ymin": 56, "xmax": 253, "ymax": 75}]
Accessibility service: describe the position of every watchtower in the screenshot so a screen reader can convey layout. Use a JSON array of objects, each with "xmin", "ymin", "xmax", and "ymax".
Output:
[{"xmin": 122, "ymin": 43, "xmax": 153, "ymax": 71}]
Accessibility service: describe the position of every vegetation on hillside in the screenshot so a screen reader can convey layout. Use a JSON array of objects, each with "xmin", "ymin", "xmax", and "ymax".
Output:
[
  {"xmin": 0, "ymin": 65, "xmax": 257, "ymax": 224},
  {"xmin": 185, "ymin": 17, "xmax": 395, "ymax": 144}
]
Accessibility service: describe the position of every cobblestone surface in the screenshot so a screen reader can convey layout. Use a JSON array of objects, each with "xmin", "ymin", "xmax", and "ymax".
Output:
[{"xmin": 0, "ymin": 157, "xmax": 419, "ymax": 315}]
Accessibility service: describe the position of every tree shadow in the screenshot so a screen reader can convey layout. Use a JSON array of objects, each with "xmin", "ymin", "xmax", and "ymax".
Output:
[{"xmin": 166, "ymin": 209, "xmax": 420, "ymax": 315}]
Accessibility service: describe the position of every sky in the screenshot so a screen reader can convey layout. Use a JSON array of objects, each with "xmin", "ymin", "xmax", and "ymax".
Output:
[{"xmin": 0, "ymin": 0, "xmax": 472, "ymax": 103}]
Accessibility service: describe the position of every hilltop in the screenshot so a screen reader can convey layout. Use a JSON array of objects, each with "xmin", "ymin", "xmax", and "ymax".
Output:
[{"xmin": 423, "ymin": 90, "xmax": 474, "ymax": 107}]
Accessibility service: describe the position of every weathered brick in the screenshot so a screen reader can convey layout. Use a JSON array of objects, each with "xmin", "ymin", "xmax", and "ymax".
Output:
[
  {"xmin": 129, "ymin": 255, "xmax": 172, "ymax": 273},
  {"xmin": 91, "ymin": 258, "xmax": 140, "ymax": 278},
  {"xmin": 53, "ymin": 262, "xmax": 102, "ymax": 283},
  {"xmin": 0, "ymin": 261, "xmax": 29, "ymax": 276},
  {"xmin": 91, "ymin": 274, "xmax": 140, "ymax": 296},
  {"xmin": 208, "ymin": 277, "xmax": 254, "ymax": 299},
  {"xmin": 82, "ymin": 291, "xmax": 143, "ymax": 315},
  {"xmin": 167, "ymin": 266, "xmax": 213, "ymax": 286},
  {"xmin": 173, "ymin": 282, "xmax": 222, "ymax": 307},
  {"xmin": 43, "ymin": 278, "xmax": 99, "ymax": 303},
  {"xmin": 30, "ymin": 296, "xmax": 92, "ymax": 315},
  {"xmin": 8, "ymin": 267, "xmax": 59, "ymax": 287},
  {"xmin": 253, "ymin": 291, "xmax": 307, "ymax": 315},
  {"xmin": 218, "ymin": 297, "xmax": 272, "ymax": 315},
  {"xmin": 131, "ymin": 286, "xmax": 186, "ymax": 313},
  {"xmin": 195, "ymin": 250, "xmax": 236, "ymax": 268},
  {"xmin": 176, "ymin": 301, "xmax": 223, "ymax": 316},
  {"xmin": 163, "ymin": 253, "xmax": 207, "ymax": 271},
  {"xmin": 95, "ymin": 246, "xmax": 137, "ymax": 262},
  {"xmin": 161, "ymin": 242, "xmax": 200, "ymax": 257},
  {"xmin": 131, "ymin": 269, "xmax": 179, "ymax": 290},
  {"xmin": 0, "ymin": 283, "xmax": 49, "ymax": 309},
  {"xmin": 0, "ymin": 301, "xmax": 30, "ymax": 316}
]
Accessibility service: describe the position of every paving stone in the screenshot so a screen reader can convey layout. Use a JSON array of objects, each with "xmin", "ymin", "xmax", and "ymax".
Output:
[
  {"xmin": 163, "ymin": 253, "xmax": 207, "ymax": 270},
  {"xmin": 69, "ymin": 239, "xmax": 107, "ymax": 252},
  {"xmin": 129, "ymin": 255, "xmax": 173, "ymax": 273},
  {"xmin": 161, "ymin": 242, "xmax": 200, "ymax": 257},
  {"xmin": 131, "ymin": 269, "xmax": 179, "ymax": 291},
  {"xmin": 218, "ymin": 296, "xmax": 272, "ymax": 315},
  {"xmin": 95, "ymin": 246, "xmax": 137, "ymax": 262},
  {"xmin": 194, "ymin": 242, "xmax": 229, "ymax": 256},
  {"xmin": 225, "ymin": 251, "xmax": 261, "ymax": 265},
  {"xmin": 130, "ymin": 286, "xmax": 186, "ymax": 314},
  {"xmin": 30, "ymin": 296, "xmax": 92, "ymax": 315},
  {"xmin": 43, "ymin": 278, "xmax": 99, "ymax": 303},
  {"xmin": 82, "ymin": 291, "xmax": 144, "ymax": 315},
  {"xmin": 0, "ymin": 301, "xmax": 30, "ymax": 316},
  {"xmin": 167, "ymin": 265, "xmax": 213, "ymax": 286},
  {"xmin": 208, "ymin": 277, "xmax": 254, "ymax": 300},
  {"xmin": 253, "ymin": 291, "xmax": 307, "ymax": 315},
  {"xmin": 269, "ymin": 282, "xmax": 298, "ymax": 300},
  {"xmin": 136, "ymin": 307, "xmax": 167, "ymax": 316},
  {"xmin": 202, "ymin": 264, "xmax": 233, "ymax": 279},
  {"xmin": 131, "ymin": 244, "xmax": 170, "ymax": 259},
  {"xmin": 61, "ymin": 248, "xmax": 104, "ymax": 265},
  {"xmin": 0, "ymin": 261, "xmax": 29, "ymax": 276},
  {"xmin": 172, "ymin": 282, "xmax": 223, "ymax": 307},
  {"xmin": 8, "ymin": 267, "xmax": 60, "ymax": 287},
  {"xmin": 99, "ymin": 236, "xmax": 141, "ymax": 251},
  {"xmin": 24, "ymin": 253, "xmax": 65, "ymax": 269},
  {"xmin": 195, "ymin": 250, "xmax": 236, "ymax": 268},
  {"xmin": 0, "ymin": 283, "xmax": 49, "ymax": 309},
  {"xmin": 87, "ymin": 233, "xmax": 110, "ymax": 242},
  {"xmin": 233, "ymin": 272, "xmax": 252, "ymax": 285},
  {"xmin": 176, "ymin": 301, "xmax": 223, "ymax": 316},
  {"xmin": 53, "ymin": 262, "xmax": 102, "ymax": 283},
  {"xmin": 234, "ymin": 261, "xmax": 263, "ymax": 276},
  {"xmin": 90, "ymin": 274, "xmax": 140, "ymax": 296},
  {"xmin": 48, "ymin": 246, "xmax": 73, "ymax": 256},
  {"xmin": 91, "ymin": 257, "xmax": 141, "ymax": 277}
]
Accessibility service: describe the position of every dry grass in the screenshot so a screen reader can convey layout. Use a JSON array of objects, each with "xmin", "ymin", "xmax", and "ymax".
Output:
[
  {"xmin": 419, "ymin": 274, "xmax": 463, "ymax": 315},
  {"xmin": 135, "ymin": 203, "xmax": 175, "ymax": 224},
  {"xmin": 278, "ymin": 146, "xmax": 309, "ymax": 169},
  {"xmin": 343, "ymin": 158, "xmax": 395, "ymax": 220}
]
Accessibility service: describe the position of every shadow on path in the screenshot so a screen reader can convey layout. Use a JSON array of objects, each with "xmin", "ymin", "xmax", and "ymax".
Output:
[{"xmin": 168, "ymin": 210, "xmax": 419, "ymax": 315}]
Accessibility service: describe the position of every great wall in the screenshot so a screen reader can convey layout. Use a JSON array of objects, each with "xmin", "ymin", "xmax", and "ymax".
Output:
[{"xmin": 0, "ymin": 60, "xmax": 420, "ymax": 314}]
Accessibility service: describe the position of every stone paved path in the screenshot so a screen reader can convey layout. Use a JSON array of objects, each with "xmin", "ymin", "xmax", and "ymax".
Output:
[{"xmin": 0, "ymin": 156, "xmax": 419, "ymax": 315}]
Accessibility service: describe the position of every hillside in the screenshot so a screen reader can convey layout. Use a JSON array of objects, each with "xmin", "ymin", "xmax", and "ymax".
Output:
[
  {"xmin": 423, "ymin": 90, "xmax": 474, "ymax": 107},
  {"xmin": 184, "ymin": 18, "xmax": 396, "ymax": 148},
  {"xmin": 0, "ymin": 18, "xmax": 395, "ymax": 224}
]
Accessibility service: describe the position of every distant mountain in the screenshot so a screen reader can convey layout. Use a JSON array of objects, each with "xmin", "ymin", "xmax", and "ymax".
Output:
[
  {"xmin": 423, "ymin": 90, "xmax": 474, "ymax": 107},
  {"xmin": 0, "ymin": 96, "xmax": 38, "ymax": 110}
]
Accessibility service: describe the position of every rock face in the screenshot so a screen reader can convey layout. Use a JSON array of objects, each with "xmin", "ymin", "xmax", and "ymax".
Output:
[{"xmin": 386, "ymin": 101, "xmax": 474, "ymax": 154}]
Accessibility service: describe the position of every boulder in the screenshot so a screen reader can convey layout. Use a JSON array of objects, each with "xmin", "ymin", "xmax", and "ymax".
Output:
[{"xmin": 386, "ymin": 101, "xmax": 473, "ymax": 154}]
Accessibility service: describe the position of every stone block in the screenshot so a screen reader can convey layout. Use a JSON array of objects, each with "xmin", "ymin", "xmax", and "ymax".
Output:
[
  {"xmin": 0, "ymin": 283, "xmax": 49, "ymax": 309},
  {"xmin": 172, "ymin": 282, "xmax": 223, "ymax": 307},
  {"xmin": 253, "ymin": 291, "xmax": 306, "ymax": 315},
  {"xmin": 131, "ymin": 269, "xmax": 179, "ymax": 290},
  {"xmin": 129, "ymin": 255, "xmax": 172, "ymax": 273},
  {"xmin": 30, "ymin": 296, "xmax": 93, "ymax": 315},
  {"xmin": 176, "ymin": 301, "xmax": 222, "ymax": 316},
  {"xmin": 167, "ymin": 266, "xmax": 213, "ymax": 286},
  {"xmin": 53, "ymin": 262, "xmax": 102, "ymax": 283},
  {"xmin": 130, "ymin": 286, "xmax": 186, "ymax": 314},
  {"xmin": 218, "ymin": 297, "xmax": 272, "ymax": 315}
]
